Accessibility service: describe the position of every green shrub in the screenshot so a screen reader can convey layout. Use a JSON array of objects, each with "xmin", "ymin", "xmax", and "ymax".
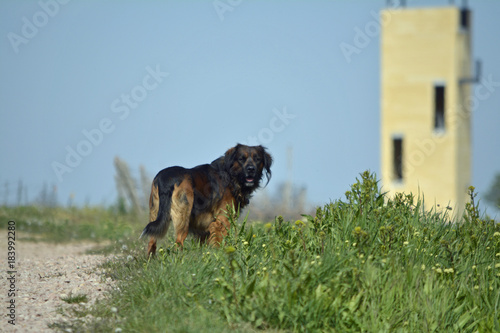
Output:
[{"xmin": 210, "ymin": 171, "xmax": 500, "ymax": 331}]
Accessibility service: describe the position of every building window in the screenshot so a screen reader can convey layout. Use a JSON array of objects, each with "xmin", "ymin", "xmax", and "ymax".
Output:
[
  {"xmin": 434, "ymin": 85, "xmax": 445, "ymax": 131},
  {"xmin": 460, "ymin": 8, "xmax": 470, "ymax": 30},
  {"xmin": 393, "ymin": 137, "xmax": 403, "ymax": 182}
]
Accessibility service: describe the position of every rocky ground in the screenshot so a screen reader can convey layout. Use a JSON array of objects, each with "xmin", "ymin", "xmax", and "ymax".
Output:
[{"xmin": 1, "ymin": 238, "xmax": 115, "ymax": 332}]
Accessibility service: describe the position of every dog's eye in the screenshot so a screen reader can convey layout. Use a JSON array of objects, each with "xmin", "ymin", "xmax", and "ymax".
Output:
[
  {"xmin": 254, "ymin": 156, "xmax": 261, "ymax": 163},
  {"xmin": 238, "ymin": 156, "xmax": 245, "ymax": 163}
]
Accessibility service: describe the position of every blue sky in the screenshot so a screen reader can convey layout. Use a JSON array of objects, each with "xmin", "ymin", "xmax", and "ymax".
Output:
[{"xmin": 1, "ymin": 0, "xmax": 499, "ymax": 214}]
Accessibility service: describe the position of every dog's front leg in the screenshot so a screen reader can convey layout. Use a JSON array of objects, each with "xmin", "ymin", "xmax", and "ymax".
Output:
[{"xmin": 208, "ymin": 215, "xmax": 230, "ymax": 245}]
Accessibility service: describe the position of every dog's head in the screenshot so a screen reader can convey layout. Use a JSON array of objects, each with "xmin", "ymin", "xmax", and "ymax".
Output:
[{"xmin": 223, "ymin": 144, "xmax": 272, "ymax": 189}]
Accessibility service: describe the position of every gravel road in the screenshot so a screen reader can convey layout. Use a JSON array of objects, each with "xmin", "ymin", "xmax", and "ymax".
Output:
[{"xmin": 1, "ymin": 238, "xmax": 114, "ymax": 332}]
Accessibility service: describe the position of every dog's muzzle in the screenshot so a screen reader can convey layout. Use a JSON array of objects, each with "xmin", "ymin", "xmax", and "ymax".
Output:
[{"xmin": 245, "ymin": 165, "xmax": 256, "ymax": 186}]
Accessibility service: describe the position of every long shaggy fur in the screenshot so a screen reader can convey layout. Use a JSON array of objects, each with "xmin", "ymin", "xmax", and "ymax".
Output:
[{"xmin": 141, "ymin": 144, "xmax": 272, "ymax": 257}]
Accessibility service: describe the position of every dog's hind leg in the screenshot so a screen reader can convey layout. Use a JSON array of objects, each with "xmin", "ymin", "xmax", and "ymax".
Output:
[{"xmin": 171, "ymin": 178, "xmax": 194, "ymax": 248}]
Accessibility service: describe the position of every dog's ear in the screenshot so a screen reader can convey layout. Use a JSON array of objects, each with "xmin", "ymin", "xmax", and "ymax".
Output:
[
  {"xmin": 223, "ymin": 145, "xmax": 238, "ymax": 172},
  {"xmin": 259, "ymin": 145, "xmax": 273, "ymax": 186}
]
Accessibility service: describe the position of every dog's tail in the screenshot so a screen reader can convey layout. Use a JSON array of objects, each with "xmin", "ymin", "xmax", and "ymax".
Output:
[{"xmin": 140, "ymin": 178, "xmax": 173, "ymax": 240}]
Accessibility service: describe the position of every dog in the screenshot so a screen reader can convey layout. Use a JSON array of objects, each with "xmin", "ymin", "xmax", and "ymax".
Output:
[{"xmin": 141, "ymin": 144, "xmax": 272, "ymax": 257}]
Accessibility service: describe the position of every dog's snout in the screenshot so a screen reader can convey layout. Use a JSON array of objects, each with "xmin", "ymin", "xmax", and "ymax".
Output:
[{"xmin": 246, "ymin": 164, "xmax": 256, "ymax": 174}]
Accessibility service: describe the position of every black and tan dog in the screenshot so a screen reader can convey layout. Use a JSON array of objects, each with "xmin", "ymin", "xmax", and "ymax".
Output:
[{"xmin": 141, "ymin": 144, "xmax": 272, "ymax": 257}]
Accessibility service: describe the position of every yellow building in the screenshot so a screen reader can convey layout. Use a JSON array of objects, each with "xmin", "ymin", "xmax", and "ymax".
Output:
[{"xmin": 380, "ymin": 5, "xmax": 474, "ymax": 216}]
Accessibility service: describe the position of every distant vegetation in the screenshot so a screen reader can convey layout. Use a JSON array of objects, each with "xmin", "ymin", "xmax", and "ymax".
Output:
[
  {"xmin": 0, "ymin": 205, "xmax": 140, "ymax": 244},
  {"xmin": 5, "ymin": 171, "xmax": 499, "ymax": 332},
  {"xmin": 485, "ymin": 172, "xmax": 500, "ymax": 210},
  {"xmin": 1, "ymin": 156, "xmax": 312, "ymax": 221}
]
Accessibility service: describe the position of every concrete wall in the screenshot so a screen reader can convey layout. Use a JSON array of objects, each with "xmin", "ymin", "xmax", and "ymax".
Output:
[{"xmin": 380, "ymin": 7, "xmax": 471, "ymax": 216}]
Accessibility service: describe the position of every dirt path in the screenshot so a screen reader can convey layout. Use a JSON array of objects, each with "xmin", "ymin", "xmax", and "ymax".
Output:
[{"xmin": 1, "ymin": 238, "xmax": 115, "ymax": 332}]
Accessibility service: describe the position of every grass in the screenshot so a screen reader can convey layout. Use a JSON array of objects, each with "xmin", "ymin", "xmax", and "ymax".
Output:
[
  {"xmin": 61, "ymin": 293, "xmax": 88, "ymax": 304},
  {"xmin": 4, "ymin": 172, "xmax": 500, "ymax": 332},
  {"xmin": 0, "ymin": 205, "xmax": 142, "ymax": 250}
]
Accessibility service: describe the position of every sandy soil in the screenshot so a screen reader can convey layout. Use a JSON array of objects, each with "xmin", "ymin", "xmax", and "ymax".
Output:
[{"xmin": 1, "ymin": 237, "xmax": 115, "ymax": 332}]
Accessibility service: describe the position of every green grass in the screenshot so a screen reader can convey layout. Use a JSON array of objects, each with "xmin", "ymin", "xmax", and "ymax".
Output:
[
  {"xmin": 5, "ymin": 172, "xmax": 500, "ymax": 332},
  {"xmin": 61, "ymin": 293, "xmax": 88, "ymax": 304},
  {"xmin": 0, "ymin": 205, "xmax": 142, "ymax": 245}
]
